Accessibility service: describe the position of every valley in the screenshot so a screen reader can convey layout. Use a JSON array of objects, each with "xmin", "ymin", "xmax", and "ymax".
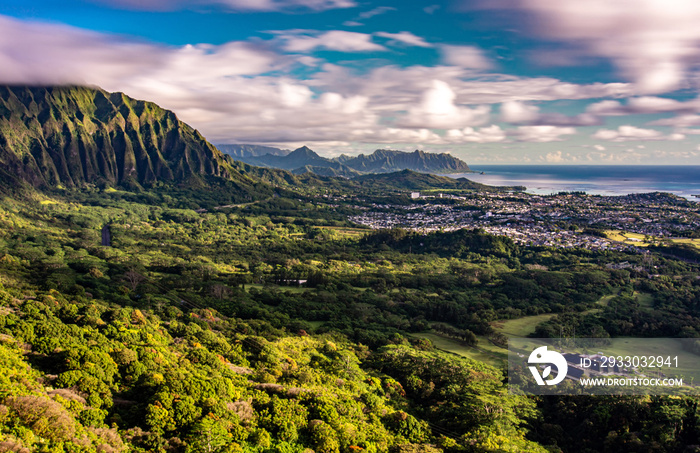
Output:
[{"xmin": 0, "ymin": 85, "xmax": 699, "ymax": 453}]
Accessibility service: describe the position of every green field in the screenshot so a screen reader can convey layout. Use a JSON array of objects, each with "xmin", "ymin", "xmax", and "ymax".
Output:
[
  {"xmin": 636, "ymin": 292, "xmax": 655, "ymax": 308},
  {"xmin": 605, "ymin": 230, "xmax": 700, "ymax": 250},
  {"xmin": 492, "ymin": 314, "xmax": 556, "ymax": 337},
  {"xmin": 669, "ymin": 238, "xmax": 700, "ymax": 249},
  {"xmin": 409, "ymin": 332, "xmax": 507, "ymax": 367},
  {"xmin": 315, "ymin": 226, "xmax": 369, "ymax": 238},
  {"xmin": 492, "ymin": 293, "xmax": 618, "ymax": 337},
  {"xmin": 243, "ymin": 283, "xmax": 309, "ymax": 293},
  {"xmin": 605, "ymin": 230, "xmax": 653, "ymax": 246}
]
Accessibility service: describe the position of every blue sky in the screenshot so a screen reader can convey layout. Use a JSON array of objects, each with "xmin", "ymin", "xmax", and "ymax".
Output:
[{"xmin": 2, "ymin": 0, "xmax": 700, "ymax": 164}]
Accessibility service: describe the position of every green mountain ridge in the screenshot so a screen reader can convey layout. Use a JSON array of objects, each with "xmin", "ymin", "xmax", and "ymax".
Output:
[
  {"xmin": 224, "ymin": 145, "xmax": 472, "ymax": 176},
  {"xmin": 338, "ymin": 149, "xmax": 472, "ymax": 174},
  {"xmin": 215, "ymin": 143, "xmax": 290, "ymax": 158},
  {"xmin": 0, "ymin": 85, "xmax": 241, "ymax": 189}
]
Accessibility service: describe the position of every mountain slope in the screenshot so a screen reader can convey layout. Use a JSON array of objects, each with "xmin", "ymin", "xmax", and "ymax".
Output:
[
  {"xmin": 355, "ymin": 169, "xmax": 520, "ymax": 191},
  {"xmin": 231, "ymin": 145, "xmax": 473, "ymax": 175},
  {"xmin": 339, "ymin": 149, "xmax": 472, "ymax": 173},
  {"xmin": 0, "ymin": 85, "xmax": 243, "ymax": 188},
  {"xmin": 216, "ymin": 143, "xmax": 289, "ymax": 158}
]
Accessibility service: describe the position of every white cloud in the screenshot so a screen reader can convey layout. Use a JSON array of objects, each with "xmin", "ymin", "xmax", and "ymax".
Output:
[
  {"xmin": 400, "ymin": 80, "xmax": 491, "ymax": 129},
  {"xmin": 587, "ymin": 96, "xmax": 699, "ymax": 115},
  {"xmin": 312, "ymin": 65, "xmax": 634, "ymax": 110},
  {"xmin": 648, "ymin": 114, "xmax": 700, "ymax": 127},
  {"xmin": 509, "ymin": 125, "xmax": 576, "ymax": 142},
  {"xmin": 358, "ymin": 6, "xmax": 395, "ymax": 19},
  {"xmin": 280, "ymin": 30, "xmax": 386, "ymax": 52},
  {"xmin": 0, "ymin": 16, "xmax": 279, "ymax": 87},
  {"xmin": 500, "ymin": 100, "xmax": 600, "ymax": 126},
  {"xmin": 90, "ymin": 0, "xmax": 357, "ymax": 11},
  {"xmin": 592, "ymin": 125, "xmax": 685, "ymax": 142},
  {"xmin": 375, "ymin": 32, "xmax": 432, "ymax": 48},
  {"xmin": 594, "ymin": 144, "xmax": 606, "ymax": 151},
  {"xmin": 446, "ymin": 125, "xmax": 507, "ymax": 143},
  {"xmin": 500, "ymin": 100, "xmax": 540, "ymax": 123},
  {"xmin": 4, "ymin": 14, "xmax": 683, "ymax": 151},
  {"xmin": 487, "ymin": 0, "xmax": 700, "ymax": 93},
  {"xmin": 441, "ymin": 45, "xmax": 494, "ymax": 70},
  {"xmin": 544, "ymin": 151, "xmax": 565, "ymax": 162},
  {"xmin": 654, "ymin": 149, "xmax": 699, "ymax": 159}
]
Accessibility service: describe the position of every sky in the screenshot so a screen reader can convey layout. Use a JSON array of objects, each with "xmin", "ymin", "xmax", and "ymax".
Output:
[{"xmin": 2, "ymin": 0, "xmax": 700, "ymax": 164}]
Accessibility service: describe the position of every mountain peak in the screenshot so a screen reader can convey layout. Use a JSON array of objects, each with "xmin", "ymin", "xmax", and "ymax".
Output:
[
  {"xmin": 0, "ymin": 85, "xmax": 238, "ymax": 188},
  {"xmin": 290, "ymin": 146, "xmax": 319, "ymax": 157}
]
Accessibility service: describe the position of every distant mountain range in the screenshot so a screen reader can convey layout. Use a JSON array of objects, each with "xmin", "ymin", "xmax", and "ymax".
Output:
[
  {"xmin": 215, "ymin": 144, "xmax": 289, "ymax": 158},
  {"xmin": 0, "ymin": 85, "xmax": 508, "ymax": 198},
  {"xmin": 216, "ymin": 144, "xmax": 472, "ymax": 176}
]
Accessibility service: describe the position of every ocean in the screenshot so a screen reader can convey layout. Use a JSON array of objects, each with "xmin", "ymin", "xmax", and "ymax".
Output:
[{"xmin": 449, "ymin": 165, "xmax": 700, "ymax": 200}]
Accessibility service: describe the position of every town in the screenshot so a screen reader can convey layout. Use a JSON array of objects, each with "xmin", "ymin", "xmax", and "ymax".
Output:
[{"xmin": 345, "ymin": 191, "xmax": 700, "ymax": 251}]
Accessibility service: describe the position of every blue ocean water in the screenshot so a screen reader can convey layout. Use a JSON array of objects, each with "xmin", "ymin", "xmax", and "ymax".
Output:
[{"xmin": 449, "ymin": 165, "xmax": 700, "ymax": 200}]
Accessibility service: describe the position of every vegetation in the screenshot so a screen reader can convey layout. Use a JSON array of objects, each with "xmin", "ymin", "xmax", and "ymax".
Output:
[
  {"xmin": 0, "ymin": 185, "xmax": 699, "ymax": 452},
  {"xmin": 1, "ymin": 84, "xmax": 700, "ymax": 452}
]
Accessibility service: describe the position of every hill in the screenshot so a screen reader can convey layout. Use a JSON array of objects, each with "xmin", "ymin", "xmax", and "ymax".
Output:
[
  {"xmin": 227, "ymin": 145, "xmax": 472, "ymax": 176},
  {"xmin": 356, "ymin": 169, "xmax": 522, "ymax": 192},
  {"xmin": 339, "ymin": 149, "xmax": 472, "ymax": 174},
  {"xmin": 0, "ymin": 85, "xmax": 249, "ymax": 189}
]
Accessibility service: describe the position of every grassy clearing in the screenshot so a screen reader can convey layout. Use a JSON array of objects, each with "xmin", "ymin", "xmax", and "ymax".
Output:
[
  {"xmin": 315, "ymin": 226, "xmax": 369, "ymax": 238},
  {"xmin": 409, "ymin": 332, "xmax": 507, "ymax": 367},
  {"xmin": 605, "ymin": 230, "xmax": 700, "ymax": 250},
  {"xmin": 669, "ymin": 238, "xmax": 700, "ymax": 249},
  {"xmin": 492, "ymin": 314, "xmax": 556, "ymax": 337},
  {"xmin": 492, "ymin": 293, "xmax": 616, "ymax": 337},
  {"xmin": 243, "ymin": 283, "xmax": 309, "ymax": 294},
  {"xmin": 635, "ymin": 292, "xmax": 655, "ymax": 308},
  {"xmin": 604, "ymin": 230, "xmax": 653, "ymax": 247}
]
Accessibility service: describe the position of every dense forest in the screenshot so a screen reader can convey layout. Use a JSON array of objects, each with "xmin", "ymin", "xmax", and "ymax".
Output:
[{"xmin": 0, "ymin": 185, "xmax": 699, "ymax": 453}]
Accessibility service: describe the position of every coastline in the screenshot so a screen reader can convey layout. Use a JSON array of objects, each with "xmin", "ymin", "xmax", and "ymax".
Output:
[{"xmin": 445, "ymin": 165, "xmax": 700, "ymax": 200}]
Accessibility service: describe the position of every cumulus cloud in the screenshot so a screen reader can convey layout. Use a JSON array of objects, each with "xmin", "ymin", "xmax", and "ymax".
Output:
[
  {"xmin": 312, "ymin": 65, "xmax": 634, "ymax": 109},
  {"xmin": 509, "ymin": 125, "xmax": 577, "ymax": 142},
  {"xmin": 446, "ymin": 125, "xmax": 507, "ymax": 143},
  {"xmin": 0, "ymin": 16, "xmax": 279, "ymax": 86},
  {"xmin": 500, "ymin": 100, "xmax": 540, "ymax": 123},
  {"xmin": 441, "ymin": 45, "xmax": 494, "ymax": 70},
  {"xmin": 500, "ymin": 100, "xmax": 600, "ymax": 126},
  {"xmin": 375, "ymin": 32, "xmax": 432, "ymax": 48},
  {"xmin": 592, "ymin": 125, "xmax": 685, "ymax": 142},
  {"xmin": 587, "ymin": 96, "xmax": 700, "ymax": 115},
  {"xmin": 544, "ymin": 151, "xmax": 565, "ymax": 162},
  {"xmin": 483, "ymin": 0, "xmax": 700, "ymax": 93},
  {"xmin": 400, "ymin": 80, "xmax": 491, "ymax": 129},
  {"xmin": 648, "ymin": 114, "xmax": 700, "ymax": 127},
  {"xmin": 1, "ymin": 14, "xmax": 677, "ymax": 150},
  {"xmin": 279, "ymin": 30, "xmax": 386, "ymax": 52},
  {"xmin": 90, "ymin": 0, "xmax": 357, "ymax": 11}
]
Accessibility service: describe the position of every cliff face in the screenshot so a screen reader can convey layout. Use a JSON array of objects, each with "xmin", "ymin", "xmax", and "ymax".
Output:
[
  {"xmin": 0, "ymin": 85, "xmax": 236, "ymax": 188},
  {"xmin": 339, "ymin": 149, "xmax": 472, "ymax": 174}
]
